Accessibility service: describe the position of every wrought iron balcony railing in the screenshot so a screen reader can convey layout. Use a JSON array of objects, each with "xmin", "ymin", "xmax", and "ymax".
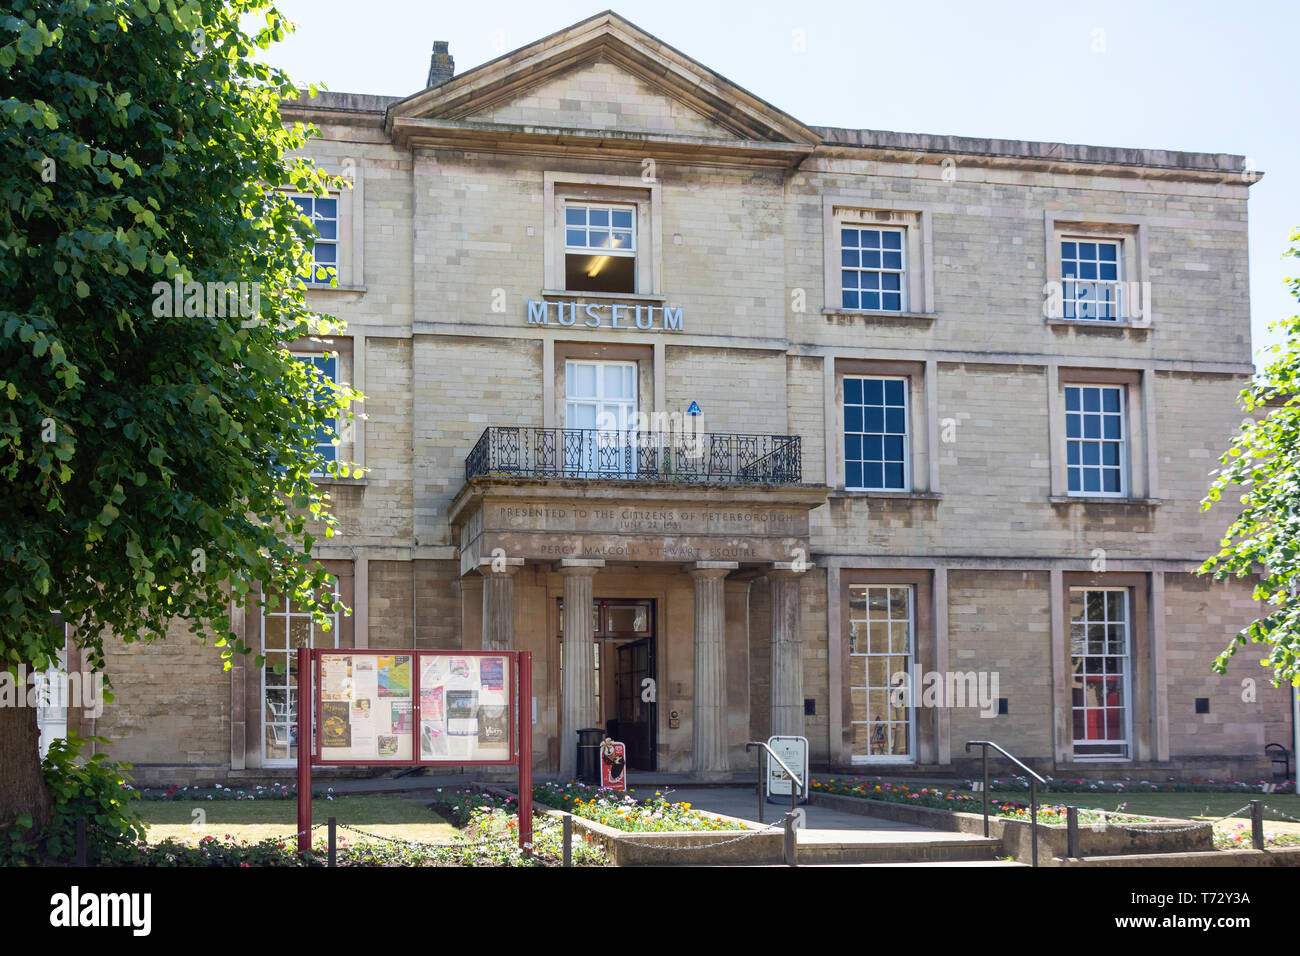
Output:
[{"xmin": 465, "ymin": 427, "xmax": 803, "ymax": 485}]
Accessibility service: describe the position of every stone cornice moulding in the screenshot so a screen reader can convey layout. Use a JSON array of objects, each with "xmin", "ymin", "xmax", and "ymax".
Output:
[{"xmin": 387, "ymin": 117, "xmax": 813, "ymax": 168}]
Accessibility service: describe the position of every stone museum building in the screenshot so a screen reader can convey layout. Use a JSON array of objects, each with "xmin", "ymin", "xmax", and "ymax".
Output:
[{"xmin": 61, "ymin": 11, "xmax": 1296, "ymax": 785}]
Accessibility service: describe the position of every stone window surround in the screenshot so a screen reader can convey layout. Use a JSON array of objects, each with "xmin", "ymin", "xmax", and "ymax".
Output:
[
  {"xmin": 1044, "ymin": 211, "xmax": 1150, "ymax": 327},
  {"xmin": 543, "ymin": 171, "xmax": 663, "ymax": 298},
  {"xmin": 289, "ymin": 156, "xmax": 366, "ymax": 291},
  {"xmin": 821, "ymin": 196, "xmax": 936, "ymax": 317},
  {"xmin": 286, "ymin": 336, "xmax": 360, "ymax": 472},
  {"xmin": 1067, "ymin": 585, "xmax": 1135, "ymax": 759},
  {"xmin": 1048, "ymin": 365, "xmax": 1158, "ymax": 503},
  {"xmin": 826, "ymin": 357, "xmax": 938, "ymax": 494},
  {"xmin": 544, "ymin": 340, "xmax": 666, "ymax": 432},
  {"xmin": 233, "ymin": 560, "xmax": 355, "ymax": 771},
  {"xmin": 835, "ymin": 569, "xmax": 938, "ymax": 767},
  {"xmin": 1063, "ymin": 382, "xmax": 1129, "ymax": 498},
  {"xmin": 1052, "ymin": 571, "xmax": 1159, "ymax": 766}
]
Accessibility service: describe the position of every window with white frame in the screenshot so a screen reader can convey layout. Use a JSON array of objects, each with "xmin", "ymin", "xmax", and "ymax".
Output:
[
  {"xmin": 1061, "ymin": 239, "xmax": 1121, "ymax": 321},
  {"xmin": 35, "ymin": 615, "xmax": 69, "ymax": 759},
  {"xmin": 261, "ymin": 591, "xmax": 338, "ymax": 765},
  {"xmin": 294, "ymin": 353, "xmax": 338, "ymax": 471},
  {"xmin": 840, "ymin": 227, "xmax": 905, "ymax": 312},
  {"xmin": 291, "ymin": 194, "xmax": 339, "ymax": 284},
  {"xmin": 564, "ymin": 360, "xmax": 638, "ymax": 477},
  {"xmin": 1070, "ymin": 588, "xmax": 1131, "ymax": 758},
  {"xmin": 844, "ymin": 376, "xmax": 908, "ymax": 491},
  {"xmin": 1065, "ymin": 384, "xmax": 1126, "ymax": 496},
  {"xmin": 564, "ymin": 202, "xmax": 636, "ymax": 294},
  {"xmin": 848, "ymin": 585, "xmax": 914, "ymax": 761}
]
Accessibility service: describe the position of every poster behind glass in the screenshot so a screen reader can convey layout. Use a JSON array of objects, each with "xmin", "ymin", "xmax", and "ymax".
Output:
[
  {"xmin": 419, "ymin": 653, "xmax": 511, "ymax": 762},
  {"xmin": 318, "ymin": 653, "xmax": 415, "ymax": 762}
]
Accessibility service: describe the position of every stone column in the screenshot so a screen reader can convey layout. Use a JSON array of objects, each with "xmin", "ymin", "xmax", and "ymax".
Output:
[
  {"xmin": 479, "ymin": 557, "xmax": 524, "ymax": 651},
  {"xmin": 689, "ymin": 561, "xmax": 737, "ymax": 775},
  {"xmin": 558, "ymin": 559, "xmax": 603, "ymax": 779},
  {"xmin": 768, "ymin": 564, "xmax": 806, "ymax": 738}
]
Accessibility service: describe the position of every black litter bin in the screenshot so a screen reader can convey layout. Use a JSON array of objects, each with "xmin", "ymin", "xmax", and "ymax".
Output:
[{"xmin": 576, "ymin": 728, "xmax": 604, "ymax": 784}]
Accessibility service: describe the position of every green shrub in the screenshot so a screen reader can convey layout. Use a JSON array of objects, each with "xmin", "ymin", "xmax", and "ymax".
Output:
[{"xmin": 1, "ymin": 734, "xmax": 145, "ymax": 864}]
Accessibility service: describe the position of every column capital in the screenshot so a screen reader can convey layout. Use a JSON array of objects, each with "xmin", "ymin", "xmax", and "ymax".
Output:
[
  {"xmin": 688, "ymin": 561, "xmax": 739, "ymax": 578},
  {"xmin": 768, "ymin": 561, "xmax": 811, "ymax": 578},
  {"xmin": 556, "ymin": 558, "xmax": 604, "ymax": 576},
  {"xmin": 478, "ymin": 556, "xmax": 524, "ymax": 576}
]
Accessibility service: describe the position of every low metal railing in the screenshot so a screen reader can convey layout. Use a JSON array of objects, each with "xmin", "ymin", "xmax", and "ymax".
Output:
[
  {"xmin": 746, "ymin": 740, "xmax": 806, "ymax": 867},
  {"xmin": 465, "ymin": 426, "xmax": 802, "ymax": 485},
  {"xmin": 965, "ymin": 739, "xmax": 1047, "ymax": 867}
]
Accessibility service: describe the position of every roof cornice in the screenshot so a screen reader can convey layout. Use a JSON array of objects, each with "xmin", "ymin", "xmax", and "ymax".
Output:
[{"xmin": 388, "ymin": 116, "xmax": 813, "ymax": 168}]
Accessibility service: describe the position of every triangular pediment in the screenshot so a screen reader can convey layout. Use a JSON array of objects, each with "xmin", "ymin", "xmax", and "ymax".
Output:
[
  {"xmin": 462, "ymin": 57, "xmax": 742, "ymax": 140},
  {"xmin": 387, "ymin": 11, "xmax": 819, "ymax": 146}
]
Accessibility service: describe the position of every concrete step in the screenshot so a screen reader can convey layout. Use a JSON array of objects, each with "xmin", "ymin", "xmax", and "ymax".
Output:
[
  {"xmin": 799, "ymin": 859, "xmax": 1028, "ymax": 868},
  {"xmin": 793, "ymin": 834, "xmax": 1004, "ymax": 865}
]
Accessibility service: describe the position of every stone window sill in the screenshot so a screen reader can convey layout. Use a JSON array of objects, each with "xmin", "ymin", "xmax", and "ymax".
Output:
[
  {"xmin": 311, "ymin": 475, "xmax": 369, "ymax": 486},
  {"xmin": 1045, "ymin": 318, "xmax": 1151, "ymax": 331},
  {"xmin": 305, "ymin": 283, "xmax": 368, "ymax": 293},
  {"xmin": 1048, "ymin": 495, "xmax": 1160, "ymax": 507},
  {"xmin": 540, "ymin": 289, "xmax": 666, "ymax": 302},
  {"xmin": 829, "ymin": 490, "xmax": 941, "ymax": 500},
  {"xmin": 821, "ymin": 309, "xmax": 937, "ymax": 322}
]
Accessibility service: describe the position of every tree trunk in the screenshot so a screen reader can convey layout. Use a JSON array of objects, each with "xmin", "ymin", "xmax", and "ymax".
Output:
[{"xmin": 0, "ymin": 675, "xmax": 54, "ymax": 833}]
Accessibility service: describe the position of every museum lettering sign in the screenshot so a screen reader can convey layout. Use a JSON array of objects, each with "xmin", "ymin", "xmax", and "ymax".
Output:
[{"xmin": 526, "ymin": 299, "xmax": 683, "ymax": 331}]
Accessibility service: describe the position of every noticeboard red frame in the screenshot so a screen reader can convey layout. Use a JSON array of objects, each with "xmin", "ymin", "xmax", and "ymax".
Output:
[
  {"xmin": 311, "ymin": 649, "xmax": 518, "ymax": 767},
  {"xmin": 296, "ymin": 648, "xmax": 533, "ymax": 854}
]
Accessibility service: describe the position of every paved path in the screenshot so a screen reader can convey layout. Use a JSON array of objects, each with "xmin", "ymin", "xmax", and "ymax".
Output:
[{"xmin": 632, "ymin": 785, "xmax": 926, "ymax": 831}]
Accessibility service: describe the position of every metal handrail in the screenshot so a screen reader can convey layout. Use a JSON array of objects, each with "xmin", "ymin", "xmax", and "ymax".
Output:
[
  {"xmin": 746, "ymin": 741, "xmax": 805, "ymax": 868},
  {"xmin": 965, "ymin": 739, "xmax": 1046, "ymax": 868}
]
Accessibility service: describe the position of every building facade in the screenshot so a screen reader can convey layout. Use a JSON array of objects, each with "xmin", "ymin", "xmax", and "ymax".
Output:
[{"xmin": 80, "ymin": 12, "xmax": 1294, "ymax": 785}]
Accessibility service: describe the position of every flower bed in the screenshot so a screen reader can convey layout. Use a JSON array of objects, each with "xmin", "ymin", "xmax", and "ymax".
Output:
[
  {"xmin": 972, "ymin": 775, "xmax": 1296, "ymax": 795},
  {"xmin": 135, "ymin": 784, "xmax": 313, "ymax": 801},
  {"xmin": 1213, "ymin": 826, "xmax": 1300, "ymax": 850},
  {"xmin": 532, "ymin": 782, "xmax": 746, "ymax": 832},
  {"xmin": 810, "ymin": 778, "xmax": 1154, "ymax": 824},
  {"xmin": 88, "ymin": 800, "xmax": 606, "ymax": 867}
]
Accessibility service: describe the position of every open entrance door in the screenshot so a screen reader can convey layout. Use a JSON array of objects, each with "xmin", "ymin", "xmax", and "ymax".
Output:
[
  {"xmin": 613, "ymin": 637, "xmax": 655, "ymax": 771},
  {"xmin": 557, "ymin": 598, "xmax": 657, "ymax": 771}
]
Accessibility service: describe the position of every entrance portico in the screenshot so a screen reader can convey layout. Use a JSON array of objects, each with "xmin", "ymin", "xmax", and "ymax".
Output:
[{"xmin": 448, "ymin": 477, "xmax": 826, "ymax": 775}]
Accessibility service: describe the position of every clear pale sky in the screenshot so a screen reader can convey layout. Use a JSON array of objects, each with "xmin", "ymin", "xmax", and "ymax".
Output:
[{"xmin": 263, "ymin": 0, "xmax": 1299, "ymax": 359}]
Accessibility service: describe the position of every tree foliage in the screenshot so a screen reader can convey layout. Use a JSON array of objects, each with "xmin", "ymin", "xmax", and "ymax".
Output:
[
  {"xmin": 1201, "ymin": 227, "xmax": 1300, "ymax": 687},
  {"xmin": 1, "ymin": 0, "xmax": 358, "ymax": 689}
]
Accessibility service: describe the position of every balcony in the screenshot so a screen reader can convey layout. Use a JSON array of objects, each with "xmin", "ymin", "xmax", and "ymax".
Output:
[{"xmin": 465, "ymin": 426, "xmax": 803, "ymax": 485}]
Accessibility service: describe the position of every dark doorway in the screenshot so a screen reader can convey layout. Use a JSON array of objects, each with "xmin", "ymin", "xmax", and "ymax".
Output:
[
  {"xmin": 613, "ymin": 638, "xmax": 655, "ymax": 771},
  {"xmin": 557, "ymin": 598, "xmax": 657, "ymax": 771}
]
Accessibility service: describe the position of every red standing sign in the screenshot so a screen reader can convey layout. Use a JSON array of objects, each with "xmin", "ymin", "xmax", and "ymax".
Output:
[{"xmin": 599, "ymin": 738, "xmax": 627, "ymax": 791}]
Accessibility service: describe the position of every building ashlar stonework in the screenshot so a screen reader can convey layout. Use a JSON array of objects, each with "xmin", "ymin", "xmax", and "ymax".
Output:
[{"xmin": 66, "ymin": 12, "xmax": 1291, "ymax": 786}]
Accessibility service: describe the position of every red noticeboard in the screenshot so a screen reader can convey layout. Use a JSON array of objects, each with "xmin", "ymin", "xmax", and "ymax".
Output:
[
  {"xmin": 599, "ymin": 738, "xmax": 626, "ymax": 791},
  {"xmin": 296, "ymin": 648, "xmax": 533, "ymax": 854}
]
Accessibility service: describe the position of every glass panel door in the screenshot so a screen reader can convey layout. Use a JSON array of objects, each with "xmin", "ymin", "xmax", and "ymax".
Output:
[
  {"xmin": 565, "ymin": 360, "xmax": 637, "ymax": 477},
  {"xmin": 848, "ymin": 584, "xmax": 914, "ymax": 762}
]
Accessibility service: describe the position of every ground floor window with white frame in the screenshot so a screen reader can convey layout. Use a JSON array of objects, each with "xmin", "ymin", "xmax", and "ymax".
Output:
[
  {"xmin": 262, "ymin": 592, "xmax": 338, "ymax": 764},
  {"xmin": 1070, "ymin": 588, "xmax": 1131, "ymax": 758},
  {"xmin": 35, "ymin": 618, "xmax": 69, "ymax": 758},
  {"xmin": 848, "ymin": 584, "xmax": 914, "ymax": 761}
]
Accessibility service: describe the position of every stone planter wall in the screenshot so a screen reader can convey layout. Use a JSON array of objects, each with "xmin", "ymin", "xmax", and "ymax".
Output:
[{"xmin": 810, "ymin": 791, "xmax": 1213, "ymax": 863}]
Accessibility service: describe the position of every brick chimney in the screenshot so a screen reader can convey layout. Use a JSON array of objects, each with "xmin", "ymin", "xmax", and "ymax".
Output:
[{"xmin": 427, "ymin": 41, "xmax": 454, "ymax": 87}]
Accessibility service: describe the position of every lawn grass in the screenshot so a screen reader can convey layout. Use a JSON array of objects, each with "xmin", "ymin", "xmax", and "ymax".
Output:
[{"xmin": 138, "ymin": 796, "xmax": 457, "ymax": 846}]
